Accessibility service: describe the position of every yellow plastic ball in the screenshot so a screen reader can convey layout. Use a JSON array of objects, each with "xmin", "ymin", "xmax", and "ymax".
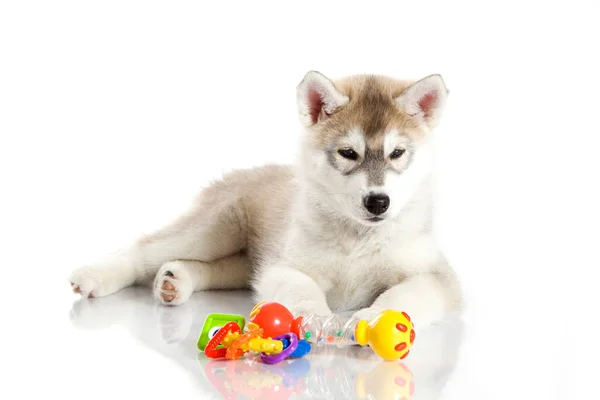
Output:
[{"xmin": 355, "ymin": 310, "xmax": 415, "ymax": 361}]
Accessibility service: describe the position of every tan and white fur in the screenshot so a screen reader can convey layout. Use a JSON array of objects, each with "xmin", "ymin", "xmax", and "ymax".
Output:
[{"xmin": 68, "ymin": 71, "xmax": 463, "ymax": 329}]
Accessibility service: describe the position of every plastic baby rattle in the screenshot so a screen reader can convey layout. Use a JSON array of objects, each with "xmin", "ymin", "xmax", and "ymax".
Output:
[
  {"xmin": 197, "ymin": 301, "xmax": 416, "ymax": 363},
  {"xmin": 247, "ymin": 301, "xmax": 416, "ymax": 361}
]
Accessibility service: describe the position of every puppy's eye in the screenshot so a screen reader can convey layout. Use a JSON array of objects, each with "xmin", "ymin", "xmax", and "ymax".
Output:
[
  {"xmin": 338, "ymin": 149, "xmax": 359, "ymax": 161},
  {"xmin": 390, "ymin": 148, "xmax": 405, "ymax": 159}
]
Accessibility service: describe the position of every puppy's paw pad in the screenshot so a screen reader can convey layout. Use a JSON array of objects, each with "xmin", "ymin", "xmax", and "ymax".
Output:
[
  {"xmin": 154, "ymin": 263, "xmax": 193, "ymax": 306},
  {"xmin": 160, "ymin": 273, "xmax": 178, "ymax": 303},
  {"xmin": 162, "ymin": 278, "xmax": 175, "ymax": 290},
  {"xmin": 288, "ymin": 303, "xmax": 333, "ymax": 318},
  {"xmin": 70, "ymin": 282, "xmax": 81, "ymax": 294}
]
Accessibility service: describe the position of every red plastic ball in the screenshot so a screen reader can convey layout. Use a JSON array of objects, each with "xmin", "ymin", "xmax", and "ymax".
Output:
[{"xmin": 248, "ymin": 302, "xmax": 302, "ymax": 338}]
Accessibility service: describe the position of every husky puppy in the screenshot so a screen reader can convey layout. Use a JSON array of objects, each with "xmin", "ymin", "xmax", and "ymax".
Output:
[{"xmin": 69, "ymin": 71, "xmax": 463, "ymax": 328}]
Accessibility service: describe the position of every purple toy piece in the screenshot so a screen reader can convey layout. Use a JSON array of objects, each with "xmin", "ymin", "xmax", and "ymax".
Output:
[{"xmin": 260, "ymin": 333, "xmax": 298, "ymax": 364}]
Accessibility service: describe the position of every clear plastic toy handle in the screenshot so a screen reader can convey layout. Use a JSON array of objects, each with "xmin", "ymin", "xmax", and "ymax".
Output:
[{"xmin": 298, "ymin": 313, "xmax": 361, "ymax": 347}]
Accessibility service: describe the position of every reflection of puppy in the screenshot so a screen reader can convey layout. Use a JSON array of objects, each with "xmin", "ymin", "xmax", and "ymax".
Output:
[
  {"xmin": 155, "ymin": 302, "xmax": 194, "ymax": 344},
  {"xmin": 69, "ymin": 286, "xmax": 193, "ymax": 344},
  {"xmin": 69, "ymin": 71, "xmax": 462, "ymax": 329},
  {"xmin": 68, "ymin": 289, "xmax": 256, "ymax": 398}
]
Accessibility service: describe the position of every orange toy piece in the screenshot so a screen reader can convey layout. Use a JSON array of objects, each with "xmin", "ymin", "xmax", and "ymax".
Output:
[
  {"xmin": 226, "ymin": 328, "xmax": 264, "ymax": 360},
  {"xmin": 204, "ymin": 321, "xmax": 241, "ymax": 359}
]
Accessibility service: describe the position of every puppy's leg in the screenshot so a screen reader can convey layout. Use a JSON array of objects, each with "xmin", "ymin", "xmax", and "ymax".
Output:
[
  {"xmin": 352, "ymin": 268, "xmax": 463, "ymax": 329},
  {"xmin": 154, "ymin": 253, "xmax": 251, "ymax": 305},
  {"xmin": 69, "ymin": 251, "xmax": 139, "ymax": 298},
  {"xmin": 69, "ymin": 191, "xmax": 247, "ymax": 299},
  {"xmin": 252, "ymin": 265, "xmax": 332, "ymax": 316}
]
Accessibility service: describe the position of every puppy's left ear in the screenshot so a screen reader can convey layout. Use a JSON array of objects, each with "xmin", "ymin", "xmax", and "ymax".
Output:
[
  {"xmin": 395, "ymin": 74, "xmax": 448, "ymax": 129},
  {"xmin": 297, "ymin": 71, "xmax": 349, "ymax": 127}
]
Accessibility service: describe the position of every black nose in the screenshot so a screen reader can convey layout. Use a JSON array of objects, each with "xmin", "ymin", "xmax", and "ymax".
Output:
[{"xmin": 363, "ymin": 194, "xmax": 390, "ymax": 216}]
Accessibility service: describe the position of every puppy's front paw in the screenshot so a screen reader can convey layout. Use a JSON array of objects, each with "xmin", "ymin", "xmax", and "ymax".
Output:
[
  {"xmin": 154, "ymin": 261, "xmax": 193, "ymax": 306},
  {"xmin": 351, "ymin": 307, "xmax": 379, "ymax": 322},
  {"xmin": 287, "ymin": 302, "xmax": 333, "ymax": 318},
  {"xmin": 69, "ymin": 253, "xmax": 136, "ymax": 298},
  {"xmin": 69, "ymin": 266, "xmax": 111, "ymax": 298}
]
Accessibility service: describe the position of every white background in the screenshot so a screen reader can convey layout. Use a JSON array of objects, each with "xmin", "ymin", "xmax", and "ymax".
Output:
[{"xmin": 1, "ymin": 1, "xmax": 599, "ymax": 399}]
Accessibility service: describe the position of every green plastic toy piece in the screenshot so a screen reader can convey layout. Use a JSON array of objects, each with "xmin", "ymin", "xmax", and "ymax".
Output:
[{"xmin": 197, "ymin": 313, "xmax": 246, "ymax": 351}]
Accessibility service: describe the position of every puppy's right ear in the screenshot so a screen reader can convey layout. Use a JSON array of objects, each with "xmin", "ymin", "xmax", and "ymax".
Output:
[{"xmin": 297, "ymin": 71, "xmax": 349, "ymax": 126}]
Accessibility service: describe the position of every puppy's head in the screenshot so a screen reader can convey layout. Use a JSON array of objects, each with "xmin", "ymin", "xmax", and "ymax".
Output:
[{"xmin": 296, "ymin": 71, "xmax": 448, "ymax": 226}]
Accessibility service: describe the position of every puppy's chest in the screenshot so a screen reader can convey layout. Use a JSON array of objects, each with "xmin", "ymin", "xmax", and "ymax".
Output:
[
  {"xmin": 323, "ymin": 252, "xmax": 394, "ymax": 312},
  {"xmin": 298, "ymin": 235, "xmax": 403, "ymax": 311}
]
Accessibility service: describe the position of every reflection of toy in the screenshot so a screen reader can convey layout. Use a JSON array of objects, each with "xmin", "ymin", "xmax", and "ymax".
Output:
[
  {"xmin": 198, "ymin": 301, "xmax": 415, "ymax": 363},
  {"xmin": 199, "ymin": 352, "xmax": 415, "ymax": 400},
  {"xmin": 355, "ymin": 360, "xmax": 415, "ymax": 399},
  {"xmin": 201, "ymin": 356, "xmax": 311, "ymax": 400}
]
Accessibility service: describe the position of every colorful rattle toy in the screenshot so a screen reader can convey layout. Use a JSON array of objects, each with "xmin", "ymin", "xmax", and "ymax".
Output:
[
  {"xmin": 197, "ymin": 301, "xmax": 416, "ymax": 363},
  {"xmin": 197, "ymin": 311, "xmax": 310, "ymax": 365}
]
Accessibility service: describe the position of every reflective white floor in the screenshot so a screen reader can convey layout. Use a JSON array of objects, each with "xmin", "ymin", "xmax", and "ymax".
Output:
[
  {"xmin": 2, "ymin": 270, "xmax": 585, "ymax": 400},
  {"xmin": 65, "ymin": 287, "xmax": 463, "ymax": 399}
]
